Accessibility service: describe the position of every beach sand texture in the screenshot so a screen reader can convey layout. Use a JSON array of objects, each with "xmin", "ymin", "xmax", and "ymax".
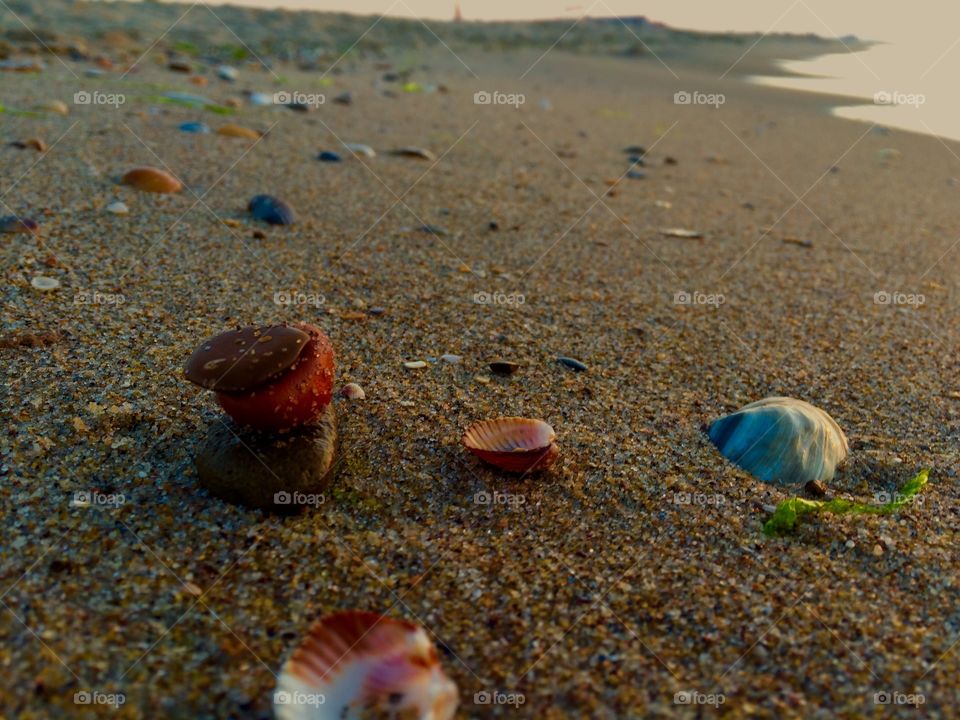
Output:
[{"xmin": 1, "ymin": 4, "xmax": 959, "ymax": 718}]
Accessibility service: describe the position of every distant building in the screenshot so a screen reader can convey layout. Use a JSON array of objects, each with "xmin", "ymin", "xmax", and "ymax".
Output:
[{"xmin": 454, "ymin": 2, "xmax": 462, "ymax": 22}]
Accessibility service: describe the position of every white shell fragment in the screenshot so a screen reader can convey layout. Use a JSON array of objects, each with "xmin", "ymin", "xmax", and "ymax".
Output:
[
  {"xmin": 31, "ymin": 276, "xmax": 61, "ymax": 291},
  {"xmin": 403, "ymin": 360, "xmax": 427, "ymax": 369},
  {"xmin": 344, "ymin": 143, "xmax": 376, "ymax": 158},
  {"xmin": 708, "ymin": 396, "xmax": 849, "ymax": 486}
]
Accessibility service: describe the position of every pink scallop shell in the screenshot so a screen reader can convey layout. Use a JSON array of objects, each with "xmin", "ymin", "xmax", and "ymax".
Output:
[
  {"xmin": 462, "ymin": 417, "xmax": 559, "ymax": 473},
  {"xmin": 274, "ymin": 610, "xmax": 458, "ymax": 720}
]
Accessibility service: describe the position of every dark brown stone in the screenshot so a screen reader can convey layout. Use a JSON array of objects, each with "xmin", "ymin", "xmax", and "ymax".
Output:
[
  {"xmin": 184, "ymin": 324, "xmax": 309, "ymax": 392},
  {"xmin": 195, "ymin": 403, "xmax": 338, "ymax": 514}
]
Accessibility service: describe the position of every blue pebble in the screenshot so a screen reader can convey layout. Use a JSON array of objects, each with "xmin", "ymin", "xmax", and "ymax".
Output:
[
  {"xmin": 179, "ymin": 121, "xmax": 210, "ymax": 134},
  {"xmin": 248, "ymin": 194, "xmax": 295, "ymax": 226},
  {"xmin": 317, "ymin": 151, "xmax": 342, "ymax": 162},
  {"xmin": 557, "ymin": 356, "xmax": 588, "ymax": 372}
]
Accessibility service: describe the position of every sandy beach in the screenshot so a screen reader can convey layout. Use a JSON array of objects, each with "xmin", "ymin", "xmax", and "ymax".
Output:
[{"xmin": 1, "ymin": 2, "xmax": 959, "ymax": 718}]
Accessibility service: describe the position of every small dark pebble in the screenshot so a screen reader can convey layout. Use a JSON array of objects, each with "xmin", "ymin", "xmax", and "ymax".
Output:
[
  {"xmin": 0, "ymin": 215, "xmax": 38, "ymax": 233},
  {"xmin": 628, "ymin": 155, "xmax": 645, "ymax": 165},
  {"xmin": 626, "ymin": 171, "xmax": 645, "ymax": 180},
  {"xmin": 369, "ymin": 307, "xmax": 387, "ymax": 316},
  {"xmin": 488, "ymin": 221, "xmax": 499, "ymax": 231},
  {"xmin": 252, "ymin": 230, "xmax": 266, "ymax": 240},
  {"xmin": 664, "ymin": 156, "xmax": 678, "ymax": 165},
  {"xmin": 333, "ymin": 92, "xmax": 353, "ymax": 105},
  {"xmin": 286, "ymin": 102, "xmax": 310, "ymax": 112},
  {"xmin": 0, "ymin": 330, "xmax": 61, "ymax": 349},
  {"xmin": 623, "ymin": 145, "xmax": 646, "ymax": 155},
  {"xmin": 804, "ymin": 479, "xmax": 827, "ymax": 498},
  {"xmin": 248, "ymin": 194, "xmax": 295, "ymax": 226},
  {"xmin": 557, "ymin": 356, "xmax": 588, "ymax": 372},
  {"xmin": 168, "ymin": 60, "xmax": 192, "ymax": 73},
  {"xmin": 742, "ymin": 202, "xmax": 755, "ymax": 210},
  {"xmin": 489, "ymin": 360, "xmax": 522, "ymax": 375},
  {"xmin": 318, "ymin": 151, "xmax": 342, "ymax": 162},
  {"xmin": 419, "ymin": 224, "xmax": 448, "ymax": 236}
]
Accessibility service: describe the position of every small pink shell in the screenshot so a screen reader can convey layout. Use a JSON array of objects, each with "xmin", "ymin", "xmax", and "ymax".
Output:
[
  {"xmin": 462, "ymin": 417, "xmax": 559, "ymax": 473},
  {"xmin": 275, "ymin": 610, "xmax": 458, "ymax": 720}
]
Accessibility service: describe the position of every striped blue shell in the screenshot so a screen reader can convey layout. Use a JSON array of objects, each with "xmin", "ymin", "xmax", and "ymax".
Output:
[{"xmin": 708, "ymin": 397, "xmax": 849, "ymax": 486}]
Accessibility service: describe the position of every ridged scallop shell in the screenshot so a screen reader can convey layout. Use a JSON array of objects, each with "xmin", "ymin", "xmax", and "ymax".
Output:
[
  {"xmin": 462, "ymin": 417, "xmax": 559, "ymax": 473},
  {"xmin": 708, "ymin": 397, "xmax": 849, "ymax": 486},
  {"xmin": 121, "ymin": 166, "xmax": 183, "ymax": 193},
  {"xmin": 274, "ymin": 610, "xmax": 458, "ymax": 720}
]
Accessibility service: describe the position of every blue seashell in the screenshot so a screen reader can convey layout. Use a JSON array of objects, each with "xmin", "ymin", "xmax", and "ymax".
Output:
[
  {"xmin": 708, "ymin": 397, "xmax": 848, "ymax": 486},
  {"xmin": 248, "ymin": 194, "xmax": 295, "ymax": 226},
  {"xmin": 317, "ymin": 151, "xmax": 342, "ymax": 162},
  {"xmin": 179, "ymin": 121, "xmax": 210, "ymax": 134}
]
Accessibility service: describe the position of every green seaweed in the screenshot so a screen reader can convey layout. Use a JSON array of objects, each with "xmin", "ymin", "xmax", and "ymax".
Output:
[{"xmin": 763, "ymin": 469, "xmax": 929, "ymax": 536}]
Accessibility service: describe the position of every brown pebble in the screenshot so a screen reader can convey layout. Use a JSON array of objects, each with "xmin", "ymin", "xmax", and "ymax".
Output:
[
  {"xmin": 804, "ymin": 479, "xmax": 827, "ymax": 498},
  {"xmin": 489, "ymin": 359, "xmax": 522, "ymax": 375},
  {"xmin": 0, "ymin": 331, "xmax": 61, "ymax": 349},
  {"xmin": 252, "ymin": 230, "xmax": 266, "ymax": 240},
  {"xmin": 217, "ymin": 124, "xmax": 261, "ymax": 140},
  {"xmin": 121, "ymin": 166, "xmax": 183, "ymax": 194}
]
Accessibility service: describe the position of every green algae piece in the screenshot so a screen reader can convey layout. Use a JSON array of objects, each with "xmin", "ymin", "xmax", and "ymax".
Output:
[{"xmin": 763, "ymin": 469, "xmax": 929, "ymax": 536}]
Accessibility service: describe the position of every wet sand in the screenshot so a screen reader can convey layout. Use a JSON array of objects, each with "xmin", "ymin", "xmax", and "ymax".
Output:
[{"xmin": 1, "ymin": 7, "xmax": 959, "ymax": 720}]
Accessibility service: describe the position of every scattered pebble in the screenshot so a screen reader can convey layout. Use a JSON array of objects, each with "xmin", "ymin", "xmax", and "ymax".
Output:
[
  {"xmin": 659, "ymin": 227, "xmax": 703, "ymax": 239},
  {"xmin": 9, "ymin": 138, "xmax": 47, "ymax": 152},
  {"xmin": 249, "ymin": 92, "xmax": 273, "ymax": 106},
  {"xmin": 0, "ymin": 215, "xmax": 39, "ymax": 233},
  {"xmin": 332, "ymin": 91, "xmax": 353, "ymax": 105},
  {"xmin": 626, "ymin": 170, "xmax": 645, "ymax": 180},
  {"xmin": 783, "ymin": 237, "xmax": 813, "ymax": 248},
  {"xmin": 403, "ymin": 360, "xmax": 427, "ymax": 369},
  {"xmin": 489, "ymin": 360, "xmax": 522, "ymax": 375},
  {"xmin": 0, "ymin": 330, "xmax": 61, "ymax": 348},
  {"xmin": 167, "ymin": 60, "xmax": 193, "ymax": 73},
  {"xmin": 440, "ymin": 354, "xmax": 462, "ymax": 364},
  {"xmin": 179, "ymin": 121, "xmax": 210, "ymax": 134},
  {"xmin": 419, "ymin": 224, "xmax": 448, "ymax": 235},
  {"xmin": 35, "ymin": 100, "xmax": 68, "ymax": 115},
  {"xmin": 390, "ymin": 147, "xmax": 436, "ymax": 161},
  {"xmin": 105, "ymin": 201, "xmax": 129, "ymax": 215},
  {"xmin": 557, "ymin": 356, "xmax": 587, "ymax": 371},
  {"xmin": 345, "ymin": 143, "xmax": 375, "ymax": 158},
  {"xmin": 623, "ymin": 145, "xmax": 646, "ymax": 154},
  {"xmin": 664, "ymin": 156, "xmax": 678, "ymax": 165},
  {"xmin": 31, "ymin": 276, "xmax": 60, "ymax": 291},
  {"xmin": 248, "ymin": 194, "xmax": 295, "ymax": 226},
  {"xmin": 217, "ymin": 124, "xmax": 262, "ymax": 140},
  {"xmin": 121, "ymin": 166, "xmax": 183, "ymax": 193},
  {"xmin": 318, "ymin": 151, "xmax": 342, "ymax": 162},
  {"xmin": 217, "ymin": 65, "xmax": 238, "ymax": 82},
  {"xmin": 340, "ymin": 382, "xmax": 365, "ymax": 400}
]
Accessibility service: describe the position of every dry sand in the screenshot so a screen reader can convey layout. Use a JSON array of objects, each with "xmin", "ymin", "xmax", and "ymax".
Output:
[{"xmin": 1, "ymin": 7, "xmax": 959, "ymax": 720}]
